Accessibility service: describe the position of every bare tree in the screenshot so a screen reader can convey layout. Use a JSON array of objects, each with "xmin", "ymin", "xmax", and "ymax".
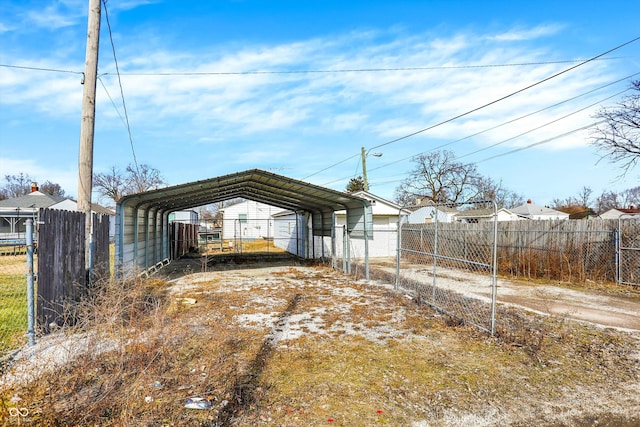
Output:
[
  {"xmin": 2, "ymin": 173, "xmax": 33, "ymax": 198},
  {"xmin": 620, "ymin": 185, "xmax": 640, "ymax": 209},
  {"xmin": 595, "ymin": 190, "xmax": 622, "ymax": 213},
  {"xmin": 126, "ymin": 164, "xmax": 166, "ymax": 194},
  {"xmin": 592, "ymin": 186, "xmax": 640, "ymax": 213},
  {"xmin": 551, "ymin": 186, "xmax": 594, "ymax": 212},
  {"xmin": 474, "ymin": 176, "xmax": 525, "ymax": 209},
  {"xmin": 394, "ymin": 150, "xmax": 482, "ymax": 205},
  {"xmin": 93, "ymin": 166, "xmax": 128, "ymax": 204},
  {"xmin": 591, "ymin": 80, "xmax": 640, "ymax": 176},
  {"xmin": 575, "ymin": 186, "xmax": 593, "ymax": 208},
  {"xmin": 94, "ymin": 164, "xmax": 166, "ymax": 206},
  {"xmin": 40, "ymin": 180, "xmax": 66, "ymax": 196}
]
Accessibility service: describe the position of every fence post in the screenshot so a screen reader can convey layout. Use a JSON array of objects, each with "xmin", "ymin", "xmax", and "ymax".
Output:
[
  {"xmin": 395, "ymin": 218, "xmax": 401, "ymax": 290},
  {"xmin": 26, "ymin": 219, "xmax": 36, "ymax": 347},
  {"xmin": 613, "ymin": 227, "xmax": 619, "ymax": 284}
]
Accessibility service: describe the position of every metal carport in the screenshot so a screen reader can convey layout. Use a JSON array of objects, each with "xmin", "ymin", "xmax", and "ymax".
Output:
[{"xmin": 115, "ymin": 169, "xmax": 373, "ymax": 277}]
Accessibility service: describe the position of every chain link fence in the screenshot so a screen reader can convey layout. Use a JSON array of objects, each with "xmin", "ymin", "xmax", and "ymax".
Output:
[
  {"xmin": 397, "ymin": 200, "xmax": 498, "ymax": 334},
  {"xmin": 0, "ymin": 221, "xmax": 36, "ymax": 361},
  {"xmin": 497, "ymin": 220, "xmax": 617, "ymax": 283},
  {"xmin": 617, "ymin": 216, "xmax": 640, "ymax": 286}
]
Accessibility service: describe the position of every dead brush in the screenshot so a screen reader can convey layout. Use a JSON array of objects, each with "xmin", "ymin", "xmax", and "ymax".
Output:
[{"xmin": 0, "ymin": 274, "xmax": 235, "ymax": 426}]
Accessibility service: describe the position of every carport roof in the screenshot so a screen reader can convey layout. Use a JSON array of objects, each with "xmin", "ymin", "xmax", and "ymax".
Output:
[{"xmin": 118, "ymin": 168, "xmax": 370, "ymax": 218}]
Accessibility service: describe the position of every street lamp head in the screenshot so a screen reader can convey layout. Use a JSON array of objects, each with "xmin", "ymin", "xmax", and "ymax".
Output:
[{"xmin": 371, "ymin": 152, "xmax": 383, "ymax": 157}]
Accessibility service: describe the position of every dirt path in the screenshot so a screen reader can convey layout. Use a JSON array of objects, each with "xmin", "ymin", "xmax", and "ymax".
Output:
[
  {"xmin": 496, "ymin": 280, "xmax": 640, "ymax": 331},
  {"xmin": 370, "ymin": 260, "xmax": 640, "ymax": 332}
]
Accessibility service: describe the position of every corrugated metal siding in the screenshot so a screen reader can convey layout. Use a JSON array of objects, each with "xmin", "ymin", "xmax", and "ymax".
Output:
[{"xmin": 116, "ymin": 169, "xmax": 371, "ymax": 274}]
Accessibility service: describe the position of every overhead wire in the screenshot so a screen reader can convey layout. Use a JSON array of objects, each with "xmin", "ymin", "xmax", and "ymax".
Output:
[
  {"xmin": 0, "ymin": 56, "xmax": 626, "ymax": 77},
  {"xmin": 96, "ymin": 57, "xmax": 624, "ymax": 76},
  {"xmin": 456, "ymin": 87, "xmax": 631, "ymax": 160},
  {"xmin": 320, "ymin": 76, "xmax": 636, "ymax": 188},
  {"xmin": 97, "ymin": 76, "xmax": 128, "ymax": 129},
  {"xmin": 476, "ymin": 120, "xmax": 607, "ymax": 163},
  {"xmin": 365, "ymin": 70, "xmax": 640, "ymax": 174},
  {"xmin": 0, "ymin": 64, "xmax": 84, "ymax": 75},
  {"xmin": 363, "ymin": 36, "xmax": 640, "ymax": 154},
  {"xmin": 309, "ymin": 35, "xmax": 640, "ymax": 187},
  {"xmin": 102, "ymin": 0, "xmax": 139, "ymax": 174}
]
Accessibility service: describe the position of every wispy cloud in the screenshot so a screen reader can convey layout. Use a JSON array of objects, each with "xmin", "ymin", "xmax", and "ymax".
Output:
[
  {"xmin": 488, "ymin": 24, "xmax": 565, "ymax": 42},
  {"xmin": 1, "ymin": 12, "xmax": 633, "ymax": 195},
  {"xmin": 21, "ymin": 26, "xmax": 621, "ymax": 158}
]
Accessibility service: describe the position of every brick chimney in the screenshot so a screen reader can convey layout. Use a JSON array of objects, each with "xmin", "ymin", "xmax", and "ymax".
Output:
[
  {"xmin": 527, "ymin": 199, "xmax": 532, "ymax": 204},
  {"xmin": 31, "ymin": 182, "xmax": 38, "ymax": 192}
]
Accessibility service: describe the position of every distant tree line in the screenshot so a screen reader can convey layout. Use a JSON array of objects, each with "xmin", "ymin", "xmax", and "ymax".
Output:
[
  {"xmin": 0, "ymin": 173, "xmax": 65, "ymax": 200},
  {"xmin": 550, "ymin": 185, "xmax": 640, "ymax": 214}
]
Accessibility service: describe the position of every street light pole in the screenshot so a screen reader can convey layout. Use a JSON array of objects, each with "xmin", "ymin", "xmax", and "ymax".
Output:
[
  {"xmin": 361, "ymin": 147, "xmax": 369, "ymax": 191},
  {"xmin": 361, "ymin": 146, "xmax": 383, "ymax": 192}
]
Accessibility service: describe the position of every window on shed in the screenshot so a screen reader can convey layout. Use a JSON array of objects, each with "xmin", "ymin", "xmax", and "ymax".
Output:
[{"xmin": 239, "ymin": 213, "xmax": 248, "ymax": 223}]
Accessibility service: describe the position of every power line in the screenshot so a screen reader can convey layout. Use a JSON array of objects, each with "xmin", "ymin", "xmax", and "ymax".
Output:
[
  {"xmin": 98, "ymin": 57, "xmax": 625, "ymax": 76},
  {"xmin": 365, "ymin": 36, "xmax": 640, "ymax": 153},
  {"xmin": 102, "ymin": 0, "xmax": 139, "ymax": 174},
  {"xmin": 320, "ymin": 77, "xmax": 636, "ymax": 187},
  {"xmin": 300, "ymin": 153, "xmax": 360, "ymax": 181},
  {"xmin": 305, "ymin": 35, "xmax": 640, "ymax": 182},
  {"xmin": 362, "ymin": 119, "xmax": 608, "ymax": 188},
  {"xmin": 0, "ymin": 63, "xmax": 84, "ymax": 75},
  {"xmin": 457, "ymin": 87, "xmax": 631, "ymax": 160},
  {"xmin": 98, "ymin": 76, "xmax": 128, "ymax": 128},
  {"xmin": 0, "ymin": 56, "xmax": 626, "ymax": 78},
  {"xmin": 476, "ymin": 120, "xmax": 606, "ymax": 163},
  {"xmin": 366, "ymin": 71, "xmax": 640, "ymax": 175}
]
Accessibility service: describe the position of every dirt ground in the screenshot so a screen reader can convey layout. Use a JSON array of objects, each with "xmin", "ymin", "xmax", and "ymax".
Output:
[
  {"xmin": 2, "ymin": 256, "xmax": 639, "ymax": 426},
  {"xmin": 159, "ymin": 257, "xmax": 640, "ymax": 425}
]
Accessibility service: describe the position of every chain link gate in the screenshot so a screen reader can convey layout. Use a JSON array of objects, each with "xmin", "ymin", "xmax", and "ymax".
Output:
[
  {"xmin": 617, "ymin": 215, "xmax": 640, "ymax": 286},
  {"xmin": 396, "ymin": 200, "xmax": 498, "ymax": 334}
]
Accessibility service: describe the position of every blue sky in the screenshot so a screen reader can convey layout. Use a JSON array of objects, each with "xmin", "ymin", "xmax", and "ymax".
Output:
[{"xmin": 1, "ymin": 0, "xmax": 639, "ymax": 207}]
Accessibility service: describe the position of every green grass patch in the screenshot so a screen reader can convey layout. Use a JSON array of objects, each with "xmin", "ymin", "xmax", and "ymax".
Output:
[{"xmin": 0, "ymin": 272, "xmax": 27, "ymax": 356}]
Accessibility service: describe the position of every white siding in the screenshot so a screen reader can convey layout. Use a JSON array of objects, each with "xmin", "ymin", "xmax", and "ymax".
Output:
[{"xmin": 222, "ymin": 200, "xmax": 286, "ymax": 240}]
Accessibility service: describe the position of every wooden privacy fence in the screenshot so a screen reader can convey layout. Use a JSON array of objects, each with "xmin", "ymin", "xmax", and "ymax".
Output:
[
  {"xmin": 401, "ymin": 219, "xmax": 630, "ymax": 283},
  {"xmin": 37, "ymin": 208, "xmax": 111, "ymax": 331},
  {"xmin": 170, "ymin": 222, "xmax": 199, "ymax": 259}
]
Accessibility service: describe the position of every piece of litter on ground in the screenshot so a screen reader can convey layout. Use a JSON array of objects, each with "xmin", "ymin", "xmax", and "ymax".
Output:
[
  {"xmin": 176, "ymin": 297, "xmax": 197, "ymax": 305},
  {"xmin": 185, "ymin": 397, "xmax": 212, "ymax": 409}
]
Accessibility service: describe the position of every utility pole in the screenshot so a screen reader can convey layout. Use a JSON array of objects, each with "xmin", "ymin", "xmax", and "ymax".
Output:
[
  {"xmin": 361, "ymin": 146, "xmax": 382, "ymax": 192},
  {"xmin": 361, "ymin": 147, "xmax": 369, "ymax": 191},
  {"xmin": 78, "ymin": 0, "xmax": 101, "ymax": 271}
]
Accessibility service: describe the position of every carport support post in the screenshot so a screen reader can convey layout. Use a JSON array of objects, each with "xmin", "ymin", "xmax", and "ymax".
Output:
[
  {"xmin": 342, "ymin": 226, "xmax": 348, "ymax": 273},
  {"xmin": 364, "ymin": 218, "xmax": 370, "ymax": 280}
]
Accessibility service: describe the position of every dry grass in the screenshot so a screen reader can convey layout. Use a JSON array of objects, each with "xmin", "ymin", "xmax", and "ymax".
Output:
[{"xmin": 1, "ymin": 262, "xmax": 639, "ymax": 426}]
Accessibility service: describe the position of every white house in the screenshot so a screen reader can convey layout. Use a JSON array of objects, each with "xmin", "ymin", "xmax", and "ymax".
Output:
[
  {"xmin": 510, "ymin": 200, "xmax": 569, "ymax": 220},
  {"xmin": 599, "ymin": 207, "xmax": 640, "ymax": 219},
  {"xmin": 169, "ymin": 210, "xmax": 199, "ymax": 224},
  {"xmin": 271, "ymin": 191, "xmax": 409, "ymax": 259},
  {"xmin": 455, "ymin": 207, "xmax": 521, "ymax": 223},
  {"xmin": 221, "ymin": 199, "xmax": 286, "ymax": 240},
  {"xmin": 0, "ymin": 187, "xmax": 115, "ymax": 241},
  {"xmin": 407, "ymin": 204, "xmax": 459, "ymax": 223},
  {"xmin": 334, "ymin": 191, "xmax": 410, "ymax": 259}
]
